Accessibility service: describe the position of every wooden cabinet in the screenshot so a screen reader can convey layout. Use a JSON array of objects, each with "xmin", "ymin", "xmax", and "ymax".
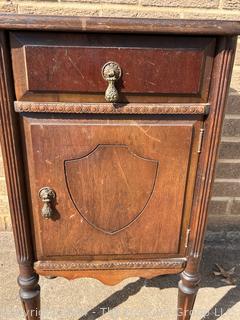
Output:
[
  {"xmin": 22, "ymin": 116, "xmax": 201, "ymax": 260},
  {"xmin": 0, "ymin": 15, "xmax": 240, "ymax": 320}
]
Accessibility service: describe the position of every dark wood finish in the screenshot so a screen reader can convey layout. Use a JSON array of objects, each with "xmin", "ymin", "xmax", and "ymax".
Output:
[
  {"xmin": 0, "ymin": 32, "xmax": 40, "ymax": 319},
  {"xmin": 0, "ymin": 14, "xmax": 240, "ymax": 35},
  {"xmin": 11, "ymin": 32, "xmax": 215, "ymax": 103},
  {"xmin": 35, "ymin": 258, "xmax": 186, "ymax": 270},
  {"xmin": 14, "ymin": 102, "xmax": 210, "ymax": 115},
  {"xmin": 178, "ymin": 271, "xmax": 201, "ymax": 320},
  {"xmin": 177, "ymin": 36, "xmax": 237, "ymax": 320},
  {"xmin": 0, "ymin": 16, "xmax": 238, "ymax": 320},
  {"xmin": 21, "ymin": 115, "xmax": 201, "ymax": 259},
  {"xmin": 18, "ymin": 268, "xmax": 40, "ymax": 320},
  {"xmin": 65, "ymin": 144, "xmax": 158, "ymax": 235},
  {"xmin": 35, "ymin": 268, "xmax": 184, "ymax": 285},
  {"xmin": 34, "ymin": 258, "xmax": 187, "ymax": 283}
]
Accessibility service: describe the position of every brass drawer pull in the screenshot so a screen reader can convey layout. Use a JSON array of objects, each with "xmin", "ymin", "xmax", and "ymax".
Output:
[
  {"xmin": 39, "ymin": 187, "xmax": 56, "ymax": 219},
  {"xmin": 102, "ymin": 61, "xmax": 122, "ymax": 103}
]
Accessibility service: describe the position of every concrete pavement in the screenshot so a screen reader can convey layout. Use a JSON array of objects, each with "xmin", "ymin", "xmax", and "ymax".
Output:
[{"xmin": 0, "ymin": 230, "xmax": 239, "ymax": 320}]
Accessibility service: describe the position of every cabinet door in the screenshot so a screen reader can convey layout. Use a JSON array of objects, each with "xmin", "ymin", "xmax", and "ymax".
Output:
[{"xmin": 21, "ymin": 114, "xmax": 201, "ymax": 260}]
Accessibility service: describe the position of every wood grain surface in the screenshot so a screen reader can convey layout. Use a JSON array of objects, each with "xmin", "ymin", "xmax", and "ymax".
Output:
[
  {"xmin": 21, "ymin": 115, "xmax": 201, "ymax": 260},
  {"xmin": 11, "ymin": 32, "xmax": 215, "ymax": 103}
]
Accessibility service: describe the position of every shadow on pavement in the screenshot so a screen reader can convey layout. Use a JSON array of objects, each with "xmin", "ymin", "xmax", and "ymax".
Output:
[{"xmin": 78, "ymin": 245, "xmax": 240, "ymax": 320}]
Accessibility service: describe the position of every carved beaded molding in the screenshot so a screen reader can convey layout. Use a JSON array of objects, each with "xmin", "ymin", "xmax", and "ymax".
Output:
[
  {"xmin": 14, "ymin": 102, "xmax": 210, "ymax": 115},
  {"xmin": 36, "ymin": 259, "xmax": 187, "ymax": 270}
]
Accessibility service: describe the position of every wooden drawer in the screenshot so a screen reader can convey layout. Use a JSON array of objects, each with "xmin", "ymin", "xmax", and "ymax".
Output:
[
  {"xmin": 21, "ymin": 114, "xmax": 202, "ymax": 260},
  {"xmin": 11, "ymin": 32, "xmax": 215, "ymax": 103}
]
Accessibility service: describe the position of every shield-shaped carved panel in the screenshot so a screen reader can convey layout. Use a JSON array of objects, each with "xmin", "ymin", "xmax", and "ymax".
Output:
[{"xmin": 64, "ymin": 145, "xmax": 158, "ymax": 234}]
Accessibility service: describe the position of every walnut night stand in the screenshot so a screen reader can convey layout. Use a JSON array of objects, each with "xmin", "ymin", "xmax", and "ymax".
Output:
[{"xmin": 0, "ymin": 14, "xmax": 240, "ymax": 320}]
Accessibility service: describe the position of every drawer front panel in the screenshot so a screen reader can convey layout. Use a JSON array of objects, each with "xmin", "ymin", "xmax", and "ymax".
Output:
[
  {"xmin": 11, "ymin": 32, "xmax": 215, "ymax": 103},
  {"xmin": 21, "ymin": 114, "xmax": 201, "ymax": 260}
]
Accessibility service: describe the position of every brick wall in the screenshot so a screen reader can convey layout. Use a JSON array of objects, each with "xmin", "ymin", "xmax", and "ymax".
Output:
[
  {"xmin": 0, "ymin": 0, "xmax": 240, "ymax": 230},
  {"xmin": 209, "ymin": 40, "xmax": 240, "ymax": 219}
]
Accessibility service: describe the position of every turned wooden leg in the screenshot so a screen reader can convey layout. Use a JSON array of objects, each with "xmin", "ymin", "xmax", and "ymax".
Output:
[
  {"xmin": 18, "ymin": 266, "xmax": 40, "ymax": 320},
  {"xmin": 177, "ymin": 271, "xmax": 201, "ymax": 320}
]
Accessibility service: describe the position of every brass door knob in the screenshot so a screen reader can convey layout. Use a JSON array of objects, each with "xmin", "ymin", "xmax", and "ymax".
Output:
[
  {"xmin": 39, "ymin": 187, "xmax": 56, "ymax": 219},
  {"xmin": 102, "ymin": 61, "xmax": 122, "ymax": 103}
]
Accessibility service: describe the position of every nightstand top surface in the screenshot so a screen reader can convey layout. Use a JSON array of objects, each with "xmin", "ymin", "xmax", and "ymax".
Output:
[{"xmin": 0, "ymin": 14, "xmax": 240, "ymax": 35}]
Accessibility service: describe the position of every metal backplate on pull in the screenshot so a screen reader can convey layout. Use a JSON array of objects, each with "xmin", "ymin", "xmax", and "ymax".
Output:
[
  {"xmin": 39, "ymin": 187, "xmax": 56, "ymax": 219},
  {"xmin": 102, "ymin": 61, "xmax": 122, "ymax": 103}
]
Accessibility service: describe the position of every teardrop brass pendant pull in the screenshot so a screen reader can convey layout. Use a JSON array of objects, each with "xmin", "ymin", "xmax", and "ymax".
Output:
[
  {"xmin": 102, "ymin": 61, "xmax": 122, "ymax": 103},
  {"xmin": 39, "ymin": 187, "xmax": 56, "ymax": 219}
]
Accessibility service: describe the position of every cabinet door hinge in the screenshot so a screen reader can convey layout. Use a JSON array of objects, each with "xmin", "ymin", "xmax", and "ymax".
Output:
[
  {"xmin": 197, "ymin": 128, "xmax": 205, "ymax": 153},
  {"xmin": 185, "ymin": 228, "xmax": 191, "ymax": 248}
]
